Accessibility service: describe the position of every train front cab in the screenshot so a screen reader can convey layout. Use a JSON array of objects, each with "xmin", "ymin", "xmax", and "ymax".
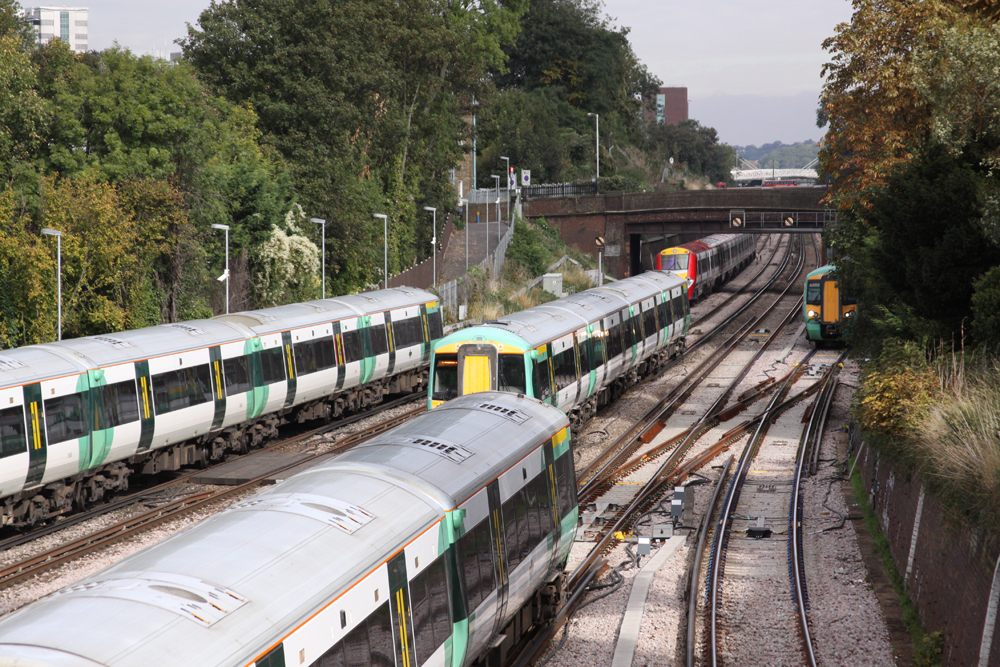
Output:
[
  {"xmin": 804, "ymin": 267, "xmax": 856, "ymax": 342},
  {"xmin": 430, "ymin": 332, "xmax": 531, "ymax": 409},
  {"xmin": 657, "ymin": 248, "xmax": 696, "ymax": 299}
]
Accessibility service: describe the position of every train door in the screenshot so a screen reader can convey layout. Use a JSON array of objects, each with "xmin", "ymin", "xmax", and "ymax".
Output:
[
  {"xmin": 549, "ymin": 334, "xmax": 580, "ymax": 410},
  {"xmin": 602, "ymin": 312, "xmax": 624, "ymax": 385},
  {"xmin": 457, "ymin": 343, "xmax": 498, "ymax": 396},
  {"xmin": 574, "ymin": 327, "xmax": 594, "ymax": 400},
  {"xmin": 821, "ymin": 277, "xmax": 840, "ymax": 324}
]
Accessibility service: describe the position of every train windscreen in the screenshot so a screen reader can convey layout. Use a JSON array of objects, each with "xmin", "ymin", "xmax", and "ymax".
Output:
[
  {"xmin": 432, "ymin": 353, "xmax": 459, "ymax": 401},
  {"xmin": 498, "ymin": 355, "xmax": 527, "ymax": 394},
  {"xmin": 660, "ymin": 254, "xmax": 688, "ymax": 270},
  {"xmin": 806, "ymin": 282, "xmax": 821, "ymax": 303}
]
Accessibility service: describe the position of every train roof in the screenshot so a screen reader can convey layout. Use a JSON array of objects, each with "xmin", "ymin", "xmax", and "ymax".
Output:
[
  {"xmin": 807, "ymin": 265, "xmax": 837, "ymax": 280},
  {"xmin": 215, "ymin": 287, "xmax": 437, "ymax": 335},
  {"xmin": 0, "ymin": 392, "xmax": 566, "ymax": 667},
  {"xmin": 666, "ymin": 233, "xmax": 744, "ymax": 255},
  {"xmin": 439, "ymin": 271, "xmax": 686, "ymax": 350}
]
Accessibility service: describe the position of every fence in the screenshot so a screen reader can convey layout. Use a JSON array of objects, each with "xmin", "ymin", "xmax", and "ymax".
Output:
[
  {"xmin": 437, "ymin": 219, "xmax": 515, "ymax": 318},
  {"xmin": 521, "ymin": 182, "xmax": 598, "ymax": 199}
]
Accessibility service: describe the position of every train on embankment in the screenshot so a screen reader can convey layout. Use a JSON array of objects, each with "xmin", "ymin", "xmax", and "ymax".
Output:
[
  {"xmin": 429, "ymin": 270, "xmax": 690, "ymax": 428},
  {"xmin": 0, "ymin": 391, "xmax": 579, "ymax": 667},
  {"xmin": 0, "ymin": 286, "xmax": 443, "ymax": 527},
  {"xmin": 654, "ymin": 233, "xmax": 757, "ymax": 301}
]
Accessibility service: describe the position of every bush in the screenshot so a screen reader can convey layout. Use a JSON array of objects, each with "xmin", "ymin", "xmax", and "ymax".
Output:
[{"xmin": 972, "ymin": 265, "xmax": 1000, "ymax": 346}]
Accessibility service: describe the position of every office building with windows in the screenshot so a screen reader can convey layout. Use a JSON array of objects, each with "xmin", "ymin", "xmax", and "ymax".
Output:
[
  {"xmin": 23, "ymin": 6, "xmax": 88, "ymax": 53},
  {"xmin": 643, "ymin": 87, "xmax": 689, "ymax": 126}
]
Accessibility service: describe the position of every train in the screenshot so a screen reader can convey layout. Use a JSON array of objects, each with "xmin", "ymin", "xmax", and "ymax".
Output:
[
  {"xmin": 804, "ymin": 265, "xmax": 856, "ymax": 344},
  {"xmin": 429, "ymin": 270, "xmax": 689, "ymax": 427},
  {"xmin": 654, "ymin": 234, "xmax": 757, "ymax": 301},
  {"xmin": 0, "ymin": 391, "xmax": 577, "ymax": 667},
  {"xmin": 0, "ymin": 286, "xmax": 443, "ymax": 527}
]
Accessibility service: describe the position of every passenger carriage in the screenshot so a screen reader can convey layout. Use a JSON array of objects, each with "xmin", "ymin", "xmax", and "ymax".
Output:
[
  {"xmin": 0, "ymin": 392, "xmax": 578, "ymax": 667},
  {"xmin": 0, "ymin": 288, "xmax": 444, "ymax": 527},
  {"xmin": 655, "ymin": 233, "xmax": 756, "ymax": 300},
  {"xmin": 430, "ymin": 271, "xmax": 690, "ymax": 427}
]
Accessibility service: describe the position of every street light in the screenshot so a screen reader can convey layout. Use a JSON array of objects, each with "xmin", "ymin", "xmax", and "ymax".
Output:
[
  {"xmin": 587, "ymin": 112, "xmax": 600, "ymax": 180},
  {"xmin": 423, "ymin": 206, "xmax": 437, "ymax": 286},
  {"xmin": 459, "ymin": 198, "xmax": 469, "ymax": 271},
  {"xmin": 211, "ymin": 223, "xmax": 230, "ymax": 314},
  {"xmin": 491, "ymin": 174, "xmax": 501, "ymax": 250},
  {"xmin": 500, "ymin": 155, "xmax": 510, "ymax": 220},
  {"xmin": 311, "ymin": 217, "xmax": 326, "ymax": 299},
  {"xmin": 41, "ymin": 228, "xmax": 62, "ymax": 341},
  {"xmin": 373, "ymin": 214, "xmax": 388, "ymax": 289}
]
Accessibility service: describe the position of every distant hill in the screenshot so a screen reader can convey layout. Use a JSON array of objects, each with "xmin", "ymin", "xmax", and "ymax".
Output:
[{"xmin": 735, "ymin": 140, "xmax": 819, "ymax": 169}]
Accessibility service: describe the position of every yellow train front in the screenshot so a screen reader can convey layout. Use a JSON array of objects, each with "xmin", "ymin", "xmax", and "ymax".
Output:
[{"xmin": 804, "ymin": 265, "xmax": 856, "ymax": 343}]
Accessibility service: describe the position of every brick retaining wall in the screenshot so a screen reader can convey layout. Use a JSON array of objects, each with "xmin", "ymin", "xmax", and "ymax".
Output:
[{"xmin": 858, "ymin": 444, "xmax": 1000, "ymax": 665}]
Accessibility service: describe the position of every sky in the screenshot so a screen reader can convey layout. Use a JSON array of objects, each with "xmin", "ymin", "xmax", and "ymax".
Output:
[{"xmin": 80, "ymin": 0, "xmax": 854, "ymax": 147}]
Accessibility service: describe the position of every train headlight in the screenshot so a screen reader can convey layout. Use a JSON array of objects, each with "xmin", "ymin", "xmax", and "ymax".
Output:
[
  {"xmin": 845, "ymin": 310, "xmax": 856, "ymax": 319},
  {"xmin": 807, "ymin": 309, "xmax": 818, "ymax": 319}
]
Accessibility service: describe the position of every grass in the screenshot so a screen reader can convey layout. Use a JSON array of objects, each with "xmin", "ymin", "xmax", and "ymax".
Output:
[{"xmin": 849, "ymin": 457, "xmax": 944, "ymax": 666}]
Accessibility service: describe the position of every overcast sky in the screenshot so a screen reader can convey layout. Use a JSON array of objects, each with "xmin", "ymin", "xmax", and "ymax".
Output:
[{"xmin": 81, "ymin": 0, "xmax": 853, "ymax": 147}]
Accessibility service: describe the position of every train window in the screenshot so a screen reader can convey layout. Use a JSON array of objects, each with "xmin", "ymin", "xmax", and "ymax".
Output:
[
  {"xmin": 341, "ymin": 330, "xmax": 364, "ymax": 364},
  {"xmin": 515, "ymin": 487, "xmax": 530, "ymax": 560},
  {"xmin": 260, "ymin": 347, "xmax": 286, "ymax": 385},
  {"xmin": 554, "ymin": 453, "xmax": 577, "ymax": 519},
  {"xmin": 551, "ymin": 348, "xmax": 577, "ymax": 391},
  {"xmin": 631, "ymin": 314, "xmax": 644, "ymax": 343},
  {"xmin": 498, "ymin": 355, "xmax": 526, "ymax": 393},
  {"xmin": 0, "ymin": 406, "xmax": 25, "ymax": 458},
  {"xmin": 366, "ymin": 601, "xmax": 393, "ymax": 667},
  {"xmin": 525, "ymin": 474, "xmax": 541, "ymax": 551},
  {"xmin": 410, "ymin": 554, "xmax": 451, "ymax": 666},
  {"xmin": 642, "ymin": 306, "xmax": 657, "ymax": 340},
  {"xmin": 806, "ymin": 282, "xmax": 821, "ymax": 303},
  {"xmin": 665, "ymin": 254, "xmax": 688, "ymax": 270},
  {"xmin": 152, "ymin": 365, "xmax": 213, "ymax": 415},
  {"xmin": 369, "ymin": 324, "xmax": 389, "ymax": 356},
  {"xmin": 502, "ymin": 491, "xmax": 522, "ymax": 571},
  {"xmin": 295, "ymin": 336, "xmax": 337, "ymax": 376},
  {"xmin": 606, "ymin": 323, "xmax": 623, "ymax": 358},
  {"xmin": 432, "ymin": 353, "xmax": 458, "ymax": 401},
  {"xmin": 95, "ymin": 379, "xmax": 139, "ymax": 430},
  {"xmin": 531, "ymin": 356, "xmax": 552, "ymax": 401},
  {"xmin": 578, "ymin": 338, "xmax": 592, "ymax": 376},
  {"xmin": 592, "ymin": 327, "xmax": 606, "ymax": 367},
  {"xmin": 427, "ymin": 310, "xmax": 444, "ymax": 341},
  {"xmin": 258, "ymin": 644, "xmax": 286, "ymax": 667},
  {"xmin": 393, "ymin": 317, "xmax": 424, "ymax": 348},
  {"xmin": 224, "ymin": 356, "xmax": 252, "ymax": 396},
  {"xmin": 621, "ymin": 313, "xmax": 635, "ymax": 351},
  {"xmin": 459, "ymin": 520, "xmax": 483, "ymax": 610},
  {"xmin": 536, "ymin": 470, "xmax": 554, "ymax": 537},
  {"xmin": 44, "ymin": 392, "xmax": 88, "ymax": 444},
  {"xmin": 658, "ymin": 299, "xmax": 669, "ymax": 332}
]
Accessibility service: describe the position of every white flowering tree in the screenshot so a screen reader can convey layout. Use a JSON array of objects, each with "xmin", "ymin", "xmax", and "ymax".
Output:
[{"xmin": 255, "ymin": 203, "xmax": 321, "ymax": 306}]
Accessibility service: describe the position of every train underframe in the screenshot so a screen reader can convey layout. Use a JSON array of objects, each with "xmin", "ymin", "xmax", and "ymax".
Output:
[{"xmin": 1, "ymin": 368, "xmax": 429, "ymax": 528}]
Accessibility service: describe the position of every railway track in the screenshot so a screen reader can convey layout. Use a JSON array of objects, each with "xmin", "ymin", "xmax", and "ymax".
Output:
[
  {"xmin": 0, "ymin": 393, "xmax": 423, "ymax": 554},
  {"xmin": 511, "ymin": 234, "xmax": 823, "ymax": 667},
  {"xmin": 0, "ymin": 399, "xmax": 426, "ymax": 592},
  {"xmin": 696, "ymin": 347, "xmax": 847, "ymax": 667}
]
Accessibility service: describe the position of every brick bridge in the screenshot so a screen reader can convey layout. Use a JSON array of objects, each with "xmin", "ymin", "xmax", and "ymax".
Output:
[{"xmin": 523, "ymin": 187, "xmax": 832, "ymax": 279}]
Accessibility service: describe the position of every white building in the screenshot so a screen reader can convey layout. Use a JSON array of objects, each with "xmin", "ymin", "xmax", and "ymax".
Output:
[{"xmin": 23, "ymin": 6, "xmax": 88, "ymax": 53}]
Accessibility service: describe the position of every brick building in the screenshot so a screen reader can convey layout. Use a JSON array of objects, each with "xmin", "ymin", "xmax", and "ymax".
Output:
[{"xmin": 643, "ymin": 86, "xmax": 688, "ymax": 125}]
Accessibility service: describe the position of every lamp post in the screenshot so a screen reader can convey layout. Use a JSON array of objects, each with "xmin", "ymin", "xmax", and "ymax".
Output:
[
  {"xmin": 491, "ymin": 174, "xmax": 501, "ymax": 248},
  {"xmin": 423, "ymin": 206, "xmax": 437, "ymax": 286},
  {"xmin": 587, "ymin": 112, "xmax": 600, "ymax": 180},
  {"xmin": 310, "ymin": 217, "xmax": 326, "ymax": 299},
  {"xmin": 41, "ymin": 228, "xmax": 62, "ymax": 341},
  {"xmin": 500, "ymin": 155, "xmax": 510, "ymax": 220},
  {"xmin": 459, "ymin": 198, "xmax": 469, "ymax": 271},
  {"xmin": 211, "ymin": 223, "xmax": 230, "ymax": 314},
  {"xmin": 374, "ymin": 214, "xmax": 388, "ymax": 289}
]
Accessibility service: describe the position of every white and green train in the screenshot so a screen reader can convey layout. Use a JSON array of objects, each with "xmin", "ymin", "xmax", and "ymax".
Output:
[
  {"xmin": 0, "ymin": 392, "xmax": 577, "ymax": 667},
  {"xmin": 430, "ymin": 271, "xmax": 690, "ymax": 426}
]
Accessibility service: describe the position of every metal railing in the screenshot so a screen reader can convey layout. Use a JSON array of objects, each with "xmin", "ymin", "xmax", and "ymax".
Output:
[
  {"xmin": 522, "ymin": 182, "xmax": 598, "ymax": 199},
  {"xmin": 438, "ymin": 219, "xmax": 515, "ymax": 317}
]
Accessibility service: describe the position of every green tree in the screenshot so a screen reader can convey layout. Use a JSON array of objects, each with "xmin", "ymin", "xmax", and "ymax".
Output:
[
  {"xmin": 646, "ymin": 120, "xmax": 735, "ymax": 183},
  {"xmin": 0, "ymin": 33, "xmax": 46, "ymax": 179}
]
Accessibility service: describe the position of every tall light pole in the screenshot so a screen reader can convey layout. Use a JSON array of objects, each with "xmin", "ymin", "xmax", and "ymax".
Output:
[
  {"xmin": 211, "ymin": 223, "xmax": 230, "ymax": 314},
  {"xmin": 374, "ymin": 214, "xmax": 388, "ymax": 289},
  {"xmin": 491, "ymin": 174, "xmax": 501, "ymax": 249},
  {"xmin": 311, "ymin": 217, "xmax": 326, "ymax": 299},
  {"xmin": 41, "ymin": 228, "xmax": 62, "ymax": 341},
  {"xmin": 500, "ymin": 155, "xmax": 510, "ymax": 220},
  {"xmin": 587, "ymin": 112, "xmax": 600, "ymax": 180},
  {"xmin": 459, "ymin": 198, "xmax": 469, "ymax": 271},
  {"xmin": 423, "ymin": 206, "xmax": 437, "ymax": 286}
]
